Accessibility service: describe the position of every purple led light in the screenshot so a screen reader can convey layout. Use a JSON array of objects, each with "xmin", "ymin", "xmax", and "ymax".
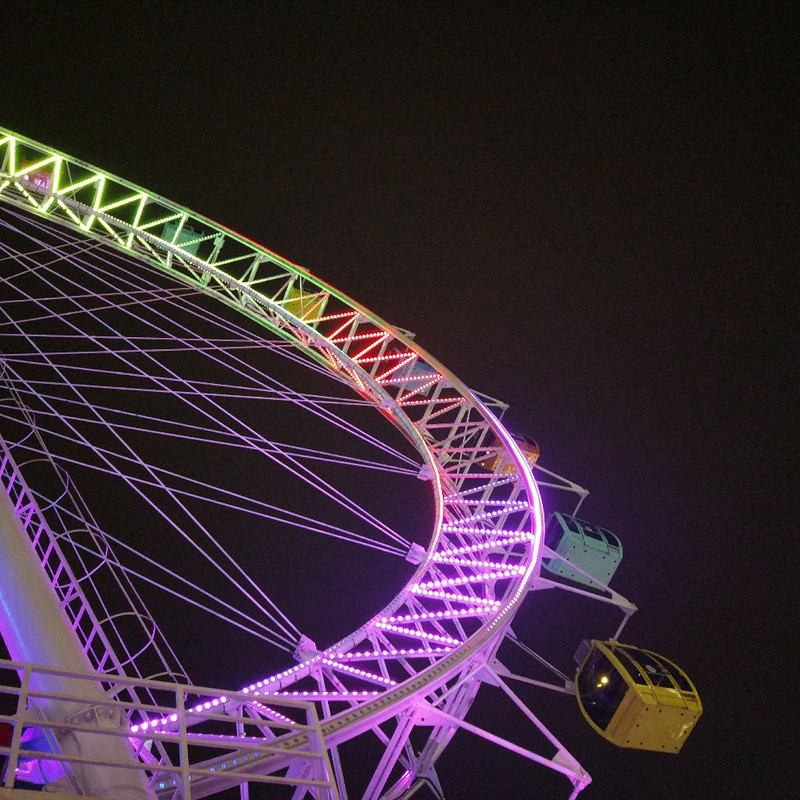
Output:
[
  {"xmin": 412, "ymin": 566, "xmax": 525, "ymax": 591},
  {"xmin": 438, "ymin": 532, "xmax": 534, "ymax": 556},
  {"xmin": 408, "ymin": 587, "xmax": 501, "ymax": 607},
  {"xmin": 273, "ymin": 690, "xmax": 380, "ymax": 698},
  {"xmin": 432, "ymin": 555, "xmax": 519, "ymax": 569},
  {"xmin": 321, "ymin": 657, "xmax": 396, "ymax": 685},
  {"xmin": 384, "ymin": 607, "xmax": 487, "ymax": 623},
  {"xmin": 374, "ymin": 622, "xmax": 461, "ymax": 646}
]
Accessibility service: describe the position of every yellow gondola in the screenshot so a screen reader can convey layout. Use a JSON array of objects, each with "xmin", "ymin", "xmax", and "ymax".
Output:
[
  {"xmin": 575, "ymin": 640, "xmax": 702, "ymax": 753},
  {"xmin": 479, "ymin": 433, "xmax": 540, "ymax": 473},
  {"xmin": 282, "ymin": 284, "xmax": 329, "ymax": 322}
]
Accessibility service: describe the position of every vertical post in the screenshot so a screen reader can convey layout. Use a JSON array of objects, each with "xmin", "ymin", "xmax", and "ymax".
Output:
[{"xmin": 0, "ymin": 456, "xmax": 151, "ymax": 799}]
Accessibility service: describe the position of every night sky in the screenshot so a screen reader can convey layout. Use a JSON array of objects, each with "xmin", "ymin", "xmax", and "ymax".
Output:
[{"xmin": 2, "ymin": 3, "xmax": 797, "ymax": 799}]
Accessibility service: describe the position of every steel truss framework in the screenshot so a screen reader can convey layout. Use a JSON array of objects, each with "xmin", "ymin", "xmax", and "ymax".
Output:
[{"xmin": 0, "ymin": 128, "xmax": 635, "ymax": 799}]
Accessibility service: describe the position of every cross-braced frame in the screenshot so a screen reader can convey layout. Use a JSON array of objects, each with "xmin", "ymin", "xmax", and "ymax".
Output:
[{"xmin": 0, "ymin": 127, "xmax": 627, "ymax": 799}]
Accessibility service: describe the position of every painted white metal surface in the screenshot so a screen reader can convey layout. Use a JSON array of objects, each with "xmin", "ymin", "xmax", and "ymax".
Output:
[{"xmin": 0, "ymin": 126, "xmax": 623, "ymax": 798}]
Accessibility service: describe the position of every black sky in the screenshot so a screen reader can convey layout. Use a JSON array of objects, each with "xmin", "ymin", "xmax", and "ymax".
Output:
[{"xmin": 2, "ymin": 2, "xmax": 798, "ymax": 798}]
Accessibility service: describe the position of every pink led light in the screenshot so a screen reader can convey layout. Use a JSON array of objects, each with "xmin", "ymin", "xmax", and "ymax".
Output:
[
  {"xmin": 321, "ymin": 657, "xmax": 396, "ymax": 685},
  {"xmin": 445, "ymin": 470, "xmax": 511, "ymax": 480},
  {"xmin": 441, "ymin": 525, "xmax": 529, "ymax": 538},
  {"xmin": 396, "ymin": 383, "xmax": 442, "ymax": 406},
  {"xmin": 384, "ymin": 606, "xmax": 487, "ymax": 624},
  {"xmin": 336, "ymin": 646, "xmax": 451, "ymax": 660},
  {"xmin": 323, "ymin": 312, "xmax": 361, "ymax": 340},
  {"xmin": 374, "ymin": 621, "xmax": 461, "ymax": 646},
  {"xmin": 273, "ymin": 691, "xmax": 380, "ymax": 698},
  {"xmin": 350, "ymin": 336, "xmax": 392, "ymax": 361},
  {"xmin": 419, "ymin": 397, "xmax": 466, "ymax": 414},
  {"xmin": 250, "ymin": 702, "xmax": 295, "ymax": 725},
  {"xmin": 329, "ymin": 360, "xmax": 366, "ymax": 390},
  {"xmin": 447, "ymin": 497, "xmax": 527, "ymax": 506},
  {"xmin": 375, "ymin": 353, "xmax": 416, "ymax": 383},
  {"xmin": 441, "ymin": 506, "xmax": 522, "ymax": 528},
  {"xmin": 396, "ymin": 396, "xmax": 443, "ymax": 406},
  {"xmin": 186, "ymin": 695, "xmax": 228, "ymax": 716},
  {"xmin": 437, "ymin": 533, "xmax": 534, "ymax": 557},
  {"xmin": 247, "ymin": 654, "xmax": 324, "ymax": 693},
  {"xmin": 413, "ymin": 567, "xmax": 524, "ymax": 590},
  {"xmin": 355, "ymin": 351, "xmax": 410, "ymax": 365},
  {"xmin": 414, "ymin": 398, "xmax": 467, "ymax": 421},
  {"xmin": 329, "ymin": 331, "xmax": 390, "ymax": 344},
  {"xmin": 432, "ymin": 555, "xmax": 519, "ymax": 570},
  {"xmin": 318, "ymin": 309, "xmax": 356, "ymax": 322},
  {"xmin": 120, "ymin": 319, "xmax": 539, "ymax": 755},
  {"xmin": 408, "ymin": 586, "xmax": 501, "ymax": 608}
]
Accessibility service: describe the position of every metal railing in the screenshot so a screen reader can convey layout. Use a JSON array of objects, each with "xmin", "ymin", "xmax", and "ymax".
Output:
[{"xmin": 0, "ymin": 659, "xmax": 338, "ymax": 799}]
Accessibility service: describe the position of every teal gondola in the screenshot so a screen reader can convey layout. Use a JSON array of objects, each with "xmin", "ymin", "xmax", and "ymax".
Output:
[{"xmin": 543, "ymin": 512, "xmax": 623, "ymax": 587}]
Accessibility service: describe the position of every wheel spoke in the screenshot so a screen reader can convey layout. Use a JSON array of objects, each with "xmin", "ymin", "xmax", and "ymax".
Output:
[
  {"xmin": 0, "ymin": 128, "xmax": 563, "ymax": 800},
  {"xmin": 1, "ymin": 209, "xmax": 425, "ymax": 653}
]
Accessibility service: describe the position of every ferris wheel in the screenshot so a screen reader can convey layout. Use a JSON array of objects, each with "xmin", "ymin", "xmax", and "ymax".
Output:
[{"xmin": 0, "ymin": 127, "xmax": 701, "ymax": 800}]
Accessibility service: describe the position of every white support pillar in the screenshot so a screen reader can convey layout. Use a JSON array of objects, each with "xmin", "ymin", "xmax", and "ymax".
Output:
[{"xmin": 0, "ymin": 472, "xmax": 151, "ymax": 799}]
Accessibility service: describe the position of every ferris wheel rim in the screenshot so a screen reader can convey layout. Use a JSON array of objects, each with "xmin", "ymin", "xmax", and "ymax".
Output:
[{"xmin": 0, "ymin": 125, "xmax": 546, "ymax": 793}]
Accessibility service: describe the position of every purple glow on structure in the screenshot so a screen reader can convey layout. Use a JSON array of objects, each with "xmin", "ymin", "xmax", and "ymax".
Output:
[
  {"xmin": 439, "ymin": 531, "xmax": 534, "ymax": 555},
  {"xmin": 249, "ymin": 702, "xmax": 294, "ymax": 725},
  {"xmin": 336, "ymin": 646, "xmax": 452, "ymax": 659},
  {"xmin": 272, "ymin": 690, "xmax": 380, "ymax": 699},
  {"xmin": 244, "ymin": 654, "xmax": 324, "ymax": 694},
  {"xmin": 0, "ymin": 127, "xmax": 553, "ymax": 799},
  {"xmin": 321, "ymin": 657, "xmax": 396, "ymax": 685},
  {"xmin": 374, "ymin": 622, "xmax": 461, "ymax": 646},
  {"xmin": 431, "ymin": 555, "xmax": 522, "ymax": 570},
  {"xmin": 408, "ymin": 587, "xmax": 501, "ymax": 607},
  {"xmin": 384, "ymin": 606, "xmax": 490, "ymax": 623},
  {"xmin": 410, "ymin": 566, "xmax": 526, "ymax": 591}
]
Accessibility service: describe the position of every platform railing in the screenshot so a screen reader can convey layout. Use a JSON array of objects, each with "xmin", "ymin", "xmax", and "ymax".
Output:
[{"xmin": 0, "ymin": 659, "xmax": 338, "ymax": 799}]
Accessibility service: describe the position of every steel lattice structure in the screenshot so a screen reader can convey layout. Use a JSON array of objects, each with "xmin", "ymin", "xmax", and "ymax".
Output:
[{"xmin": 0, "ymin": 127, "xmax": 635, "ymax": 799}]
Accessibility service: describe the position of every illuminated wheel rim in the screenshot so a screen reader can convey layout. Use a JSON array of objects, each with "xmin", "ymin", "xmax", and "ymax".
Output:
[{"xmin": 0, "ymin": 127, "xmax": 544, "ymax": 798}]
